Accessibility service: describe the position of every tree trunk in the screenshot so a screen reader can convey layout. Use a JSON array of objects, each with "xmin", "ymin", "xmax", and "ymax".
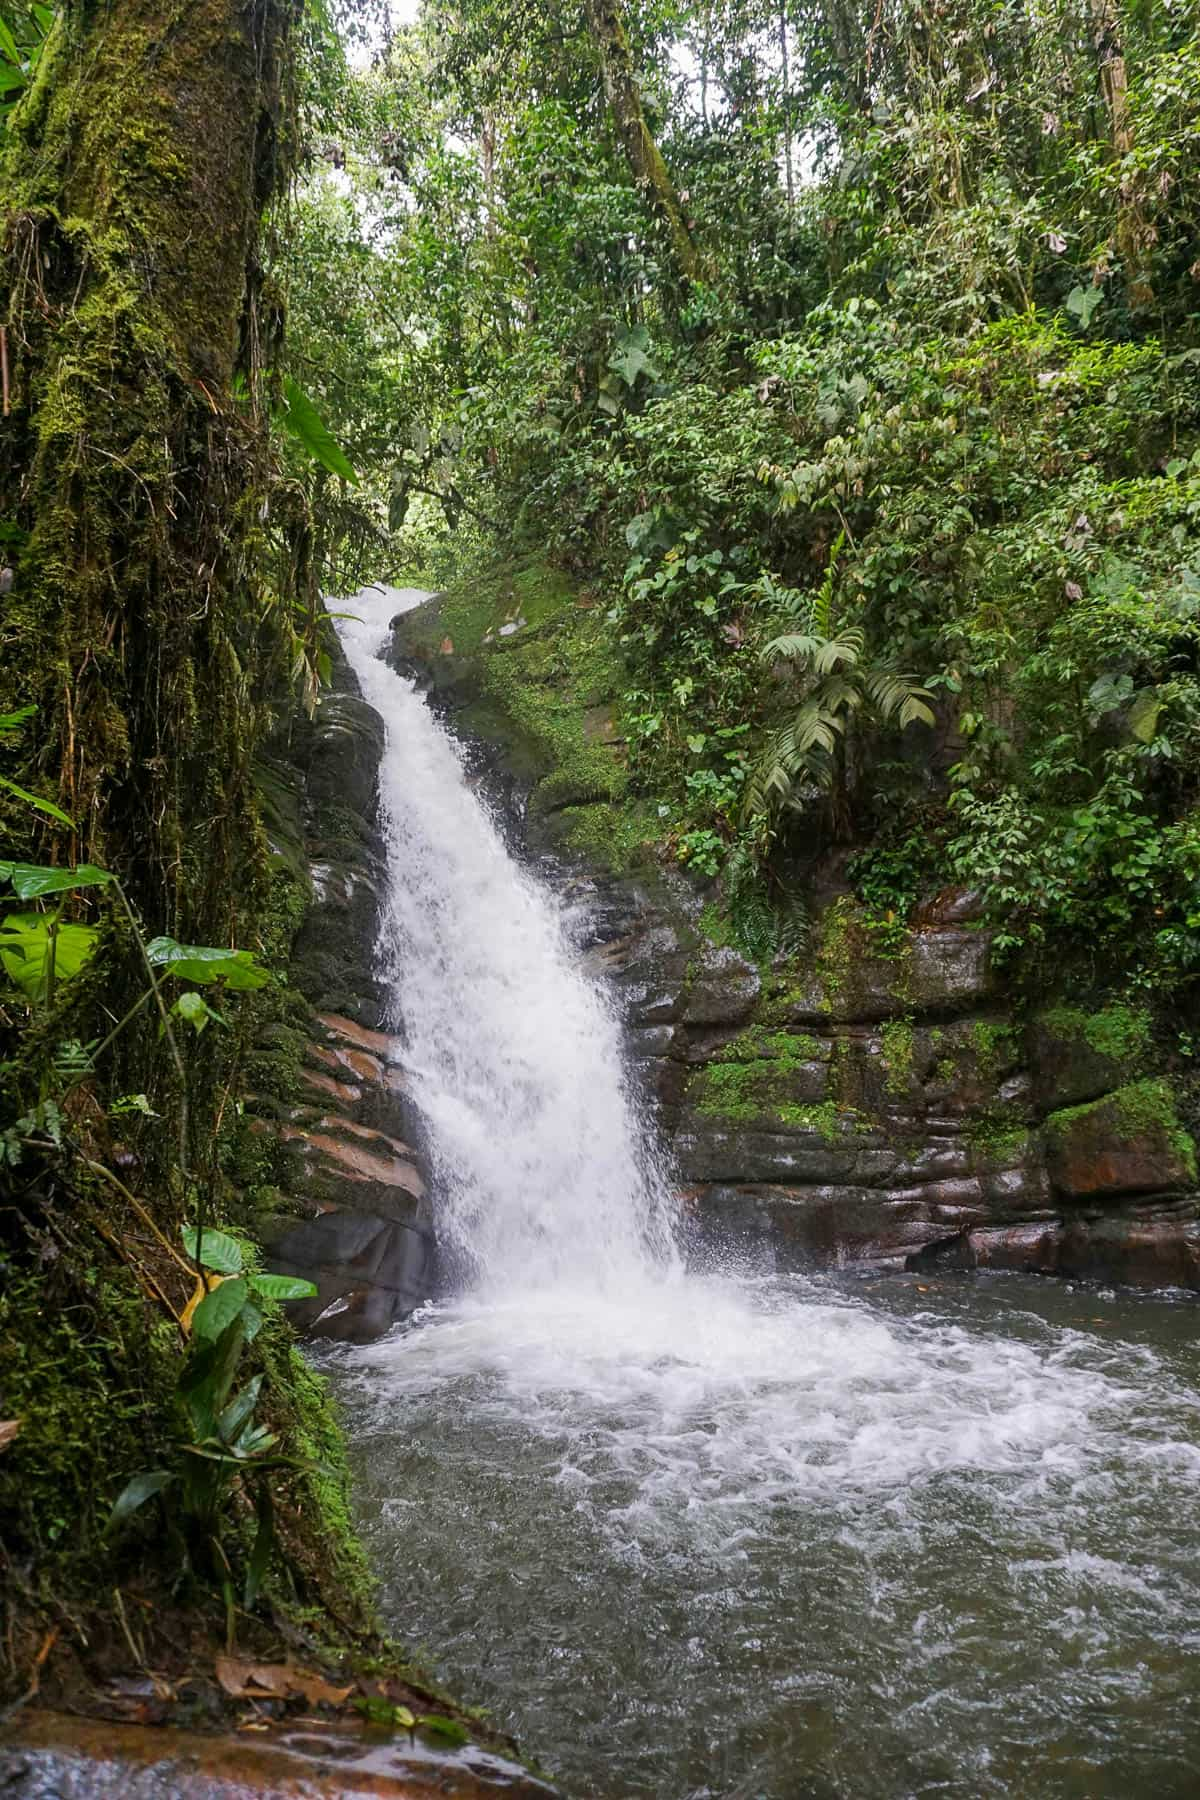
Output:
[
  {"xmin": 1, "ymin": 0, "xmax": 297, "ymax": 936},
  {"xmin": 779, "ymin": 0, "xmax": 794, "ymax": 209},
  {"xmin": 1089, "ymin": 0, "xmax": 1151, "ymax": 305},
  {"xmin": 582, "ymin": 0, "xmax": 699, "ymax": 285}
]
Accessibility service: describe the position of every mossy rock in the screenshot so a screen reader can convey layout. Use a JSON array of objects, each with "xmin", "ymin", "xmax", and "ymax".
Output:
[
  {"xmin": 1044, "ymin": 1078, "xmax": 1197, "ymax": 1198},
  {"xmin": 1028, "ymin": 1003, "xmax": 1151, "ymax": 1109}
]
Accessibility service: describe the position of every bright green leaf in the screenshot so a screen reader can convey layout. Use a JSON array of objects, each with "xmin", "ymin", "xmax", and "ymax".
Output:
[
  {"xmin": 146, "ymin": 937, "xmax": 268, "ymax": 989},
  {"xmin": 0, "ymin": 776, "xmax": 75, "ymax": 827},
  {"xmin": 249, "ymin": 1272, "xmax": 319, "ymax": 1302},
  {"xmin": 0, "ymin": 861, "xmax": 112, "ymax": 898},
  {"xmin": 192, "ymin": 1278, "xmax": 249, "ymax": 1342},
  {"xmin": 181, "ymin": 1225, "xmax": 244, "ymax": 1275},
  {"xmin": 281, "ymin": 378, "xmax": 358, "ymax": 483}
]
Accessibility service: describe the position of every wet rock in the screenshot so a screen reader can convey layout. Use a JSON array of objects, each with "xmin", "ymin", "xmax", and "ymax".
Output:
[
  {"xmin": 680, "ymin": 944, "xmax": 761, "ymax": 1025},
  {"xmin": 1044, "ymin": 1080, "xmax": 1197, "ymax": 1198},
  {"xmin": 908, "ymin": 928, "xmax": 994, "ymax": 1011},
  {"xmin": 0, "ymin": 1709, "xmax": 557, "ymax": 1797},
  {"xmin": 243, "ymin": 651, "xmax": 435, "ymax": 1342},
  {"xmin": 1026, "ymin": 1003, "xmax": 1150, "ymax": 1109},
  {"xmin": 261, "ymin": 1212, "xmax": 432, "ymax": 1343}
]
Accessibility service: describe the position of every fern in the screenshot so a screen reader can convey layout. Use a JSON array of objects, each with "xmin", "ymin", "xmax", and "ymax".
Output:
[{"xmin": 745, "ymin": 538, "xmax": 933, "ymax": 828}]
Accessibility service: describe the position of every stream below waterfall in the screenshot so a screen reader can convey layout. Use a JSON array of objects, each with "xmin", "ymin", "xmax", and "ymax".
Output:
[{"xmin": 327, "ymin": 587, "xmax": 1200, "ymax": 1800}]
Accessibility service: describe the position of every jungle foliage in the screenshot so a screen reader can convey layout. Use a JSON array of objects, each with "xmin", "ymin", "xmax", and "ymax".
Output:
[{"xmin": 283, "ymin": 0, "xmax": 1200, "ymax": 981}]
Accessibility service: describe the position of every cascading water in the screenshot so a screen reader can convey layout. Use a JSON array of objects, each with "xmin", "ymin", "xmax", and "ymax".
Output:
[
  {"xmin": 337, "ymin": 582, "xmax": 677, "ymax": 1291},
  {"xmin": 330, "ymin": 585, "xmax": 1200, "ymax": 1800}
]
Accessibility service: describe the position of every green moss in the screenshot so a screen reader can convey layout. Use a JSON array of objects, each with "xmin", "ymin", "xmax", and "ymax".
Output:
[
  {"xmin": 699, "ymin": 902, "xmax": 733, "ymax": 948},
  {"xmin": 269, "ymin": 1349, "xmax": 376, "ymax": 1624},
  {"xmin": 965, "ymin": 1114, "xmax": 1030, "ymax": 1161},
  {"xmin": 815, "ymin": 896, "xmax": 856, "ymax": 1012},
  {"xmin": 1044, "ymin": 1077, "xmax": 1197, "ymax": 1179},
  {"xmin": 713, "ymin": 1027, "xmax": 822, "ymax": 1065},
  {"xmin": 1041, "ymin": 1003, "xmax": 1151, "ymax": 1066},
  {"xmin": 425, "ymin": 555, "xmax": 667, "ymax": 867},
  {"xmin": 553, "ymin": 799, "xmax": 660, "ymax": 873},
  {"xmin": 880, "ymin": 1018, "xmax": 916, "ymax": 1096},
  {"xmin": 692, "ymin": 1056, "xmax": 852, "ymax": 1138},
  {"xmin": 970, "ymin": 1019, "xmax": 1014, "ymax": 1078},
  {"xmin": 0, "ymin": 1254, "xmax": 180, "ymax": 1599}
]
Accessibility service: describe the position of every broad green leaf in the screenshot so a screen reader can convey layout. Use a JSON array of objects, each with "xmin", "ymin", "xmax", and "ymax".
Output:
[
  {"xmin": 182, "ymin": 1225, "xmax": 245, "ymax": 1274},
  {"xmin": 608, "ymin": 325, "xmax": 658, "ymax": 388},
  {"xmin": 108, "ymin": 1469, "xmax": 174, "ymax": 1527},
  {"xmin": 281, "ymin": 378, "xmax": 357, "ymax": 482},
  {"xmin": 0, "ymin": 17, "xmax": 20, "ymax": 62},
  {"xmin": 1129, "ymin": 691, "xmax": 1162, "ymax": 743},
  {"xmin": 192, "ymin": 1277, "xmax": 249, "ymax": 1342},
  {"xmin": 249, "ymin": 1272, "xmax": 319, "ymax": 1302},
  {"xmin": 0, "ymin": 775, "xmax": 75, "ymax": 826},
  {"xmin": 174, "ymin": 989, "xmax": 211, "ymax": 1033},
  {"xmin": 1065, "ymin": 284, "xmax": 1103, "ymax": 329},
  {"xmin": 0, "ymin": 68, "xmax": 28, "ymax": 95},
  {"xmin": 0, "ymin": 861, "xmax": 112, "ymax": 898},
  {"xmin": 146, "ymin": 936, "xmax": 268, "ymax": 989},
  {"xmin": 218, "ymin": 1374, "xmax": 263, "ymax": 1445},
  {"xmin": 0, "ymin": 913, "xmax": 100, "ymax": 999}
]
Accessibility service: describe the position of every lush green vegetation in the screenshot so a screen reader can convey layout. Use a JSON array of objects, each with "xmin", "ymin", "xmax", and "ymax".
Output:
[{"xmin": 280, "ymin": 0, "xmax": 1200, "ymax": 986}]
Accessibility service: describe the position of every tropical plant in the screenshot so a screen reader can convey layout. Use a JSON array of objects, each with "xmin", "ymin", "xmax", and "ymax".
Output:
[
  {"xmin": 109, "ymin": 1227, "xmax": 317, "ymax": 1647},
  {"xmin": 744, "ymin": 540, "xmax": 934, "ymax": 830}
]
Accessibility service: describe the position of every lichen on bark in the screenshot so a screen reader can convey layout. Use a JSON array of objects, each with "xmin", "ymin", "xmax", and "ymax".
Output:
[{"xmin": 0, "ymin": 0, "xmax": 300, "ymax": 940}]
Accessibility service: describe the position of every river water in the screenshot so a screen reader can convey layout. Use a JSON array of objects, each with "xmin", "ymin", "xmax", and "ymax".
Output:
[{"xmin": 329, "ymin": 587, "xmax": 1200, "ymax": 1799}]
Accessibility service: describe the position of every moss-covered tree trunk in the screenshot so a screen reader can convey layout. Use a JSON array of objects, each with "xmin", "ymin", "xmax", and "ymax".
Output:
[
  {"xmin": 0, "ymin": 0, "xmax": 297, "ymax": 938},
  {"xmin": 582, "ymin": 0, "xmax": 699, "ymax": 286}
]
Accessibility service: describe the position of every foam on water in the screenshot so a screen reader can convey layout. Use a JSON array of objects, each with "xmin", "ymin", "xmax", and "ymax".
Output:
[{"xmin": 332, "ymin": 586, "xmax": 1200, "ymax": 1797}]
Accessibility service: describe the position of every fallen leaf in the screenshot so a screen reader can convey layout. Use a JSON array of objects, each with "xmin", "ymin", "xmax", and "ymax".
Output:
[
  {"xmin": 216, "ymin": 1656, "xmax": 353, "ymax": 1707},
  {"xmin": 0, "ymin": 1419, "xmax": 21, "ymax": 1452}
]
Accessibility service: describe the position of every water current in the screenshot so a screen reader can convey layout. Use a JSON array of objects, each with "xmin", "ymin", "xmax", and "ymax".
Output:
[{"xmin": 329, "ymin": 585, "xmax": 1200, "ymax": 1799}]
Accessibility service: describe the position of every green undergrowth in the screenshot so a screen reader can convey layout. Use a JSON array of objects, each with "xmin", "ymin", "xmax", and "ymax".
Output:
[
  {"xmin": 0, "ymin": 1199, "xmax": 375, "ymax": 1692},
  {"xmin": 410, "ymin": 554, "xmax": 662, "ymax": 870}
]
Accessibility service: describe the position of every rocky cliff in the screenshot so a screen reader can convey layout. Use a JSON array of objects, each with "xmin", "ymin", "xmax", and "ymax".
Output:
[
  {"xmin": 239, "ymin": 647, "xmax": 435, "ymax": 1339},
  {"xmin": 390, "ymin": 564, "xmax": 1200, "ymax": 1295}
]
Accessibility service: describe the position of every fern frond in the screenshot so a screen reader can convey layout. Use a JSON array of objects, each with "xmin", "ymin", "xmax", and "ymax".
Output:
[
  {"xmin": 861, "ymin": 668, "xmax": 935, "ymax": 728},
  {"xmin": 763, "ymin": 630, "xmax": 823, "ymax": 665},
  {"xmin": 811, "ymin": 629, "xmax": 863, "ymax": 676}
]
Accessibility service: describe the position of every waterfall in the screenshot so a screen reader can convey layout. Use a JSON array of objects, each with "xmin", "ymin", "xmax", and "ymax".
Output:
[
  {"xmin": 336, "ymin": 583, "xmax": 677, "ymax": 1294},
  {"xmin": 328, "ymin": 585, "xmax": 1200, "ymax": 1800}
]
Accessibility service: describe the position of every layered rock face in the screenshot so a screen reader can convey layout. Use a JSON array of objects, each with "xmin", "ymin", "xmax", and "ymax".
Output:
[
  {"xmin": 606, "ymin": 883, "xmax": 1200, "ymax": 1288},
  {"xmin": 243, "ymin": 661, "xmax": 434, "ymax": 1341},
  {"xmin": 392, "ymin": 578, "xmax": 1200, "ymax": 1294}
]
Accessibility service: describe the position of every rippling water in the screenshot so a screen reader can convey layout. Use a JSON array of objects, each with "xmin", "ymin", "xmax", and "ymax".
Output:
[{"xmin": 327, "ymin": 1273, "xmax": 1200, "ymax": 1798}]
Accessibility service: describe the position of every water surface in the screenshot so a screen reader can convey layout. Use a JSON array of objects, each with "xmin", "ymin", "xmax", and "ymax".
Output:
[{"xmin": 327, "ymin": 1272, "xmax": 1200, "ymax": 1799}]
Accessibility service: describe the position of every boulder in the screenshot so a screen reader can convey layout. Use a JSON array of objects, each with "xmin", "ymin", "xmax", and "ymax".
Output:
[{"xmin": 1044, "ymin": 1080, "xmax": 1197, "ymax": 1198}]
